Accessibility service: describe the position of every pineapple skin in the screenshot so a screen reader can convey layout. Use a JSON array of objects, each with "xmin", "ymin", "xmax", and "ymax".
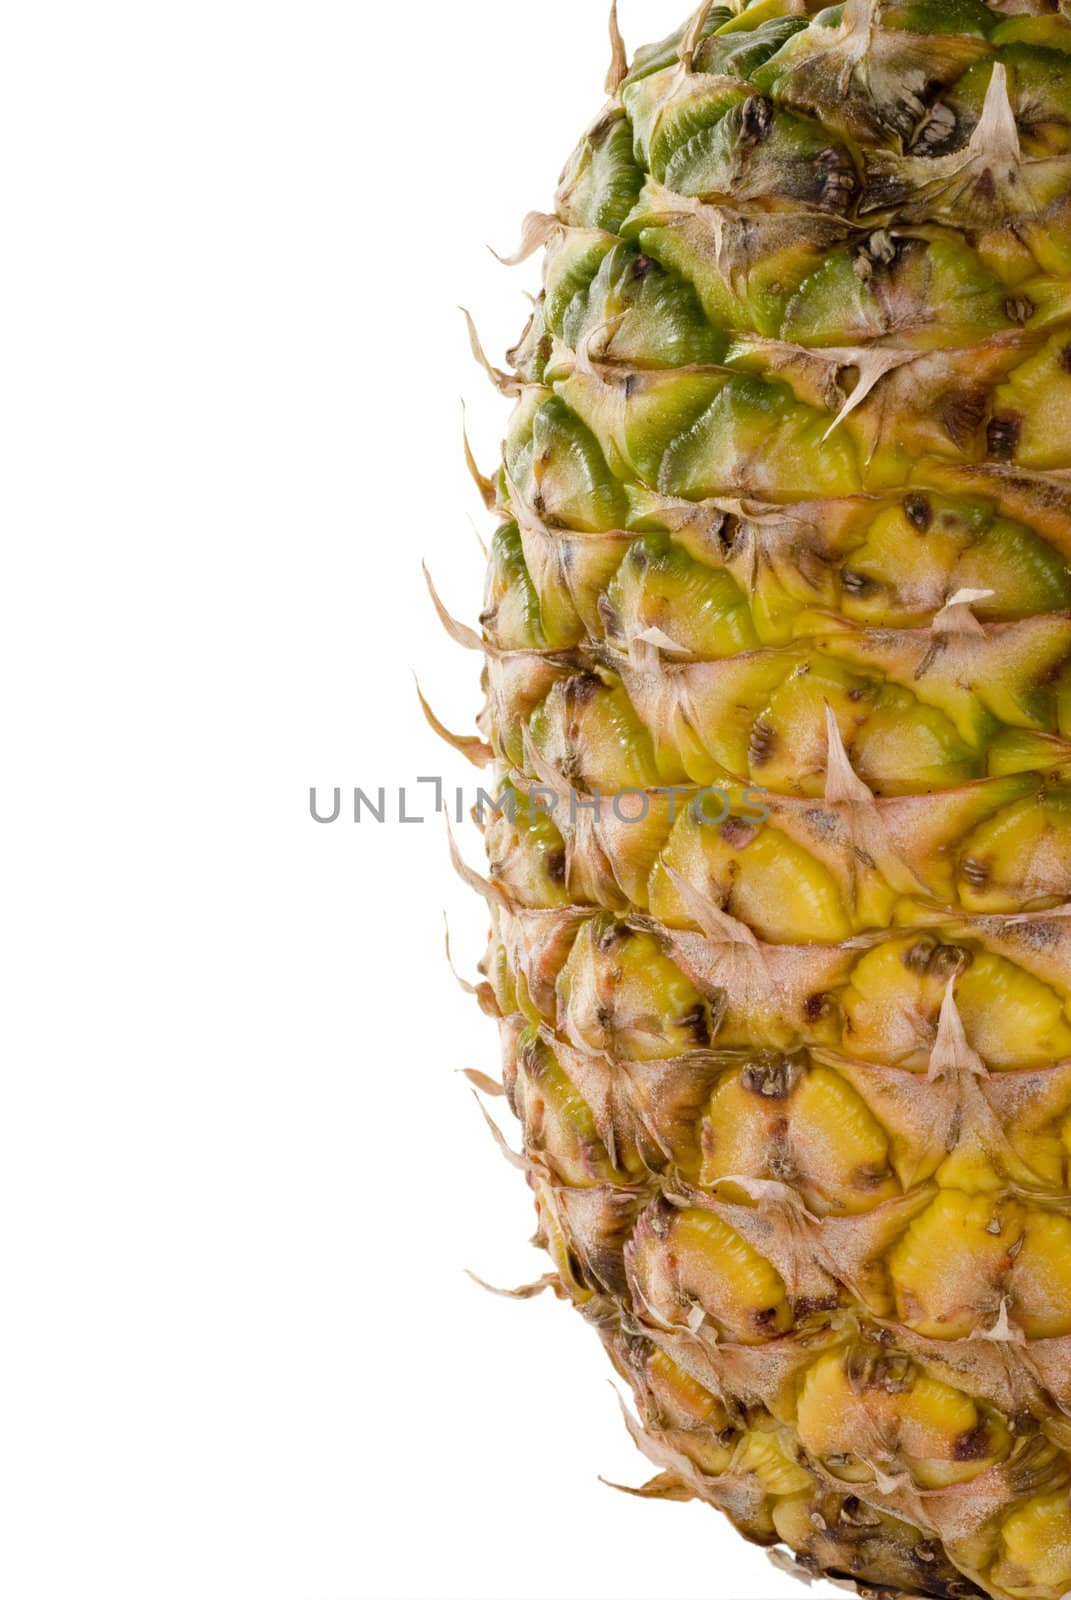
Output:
[{"xmin": 466, "ymin": 4, "xmax": 1071, "ymax": 1597}]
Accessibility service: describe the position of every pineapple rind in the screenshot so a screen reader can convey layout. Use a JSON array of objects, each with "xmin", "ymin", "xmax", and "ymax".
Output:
[{"xmin": 469, "ymin": 4, "xmax": 1071, "ymax": 1596}]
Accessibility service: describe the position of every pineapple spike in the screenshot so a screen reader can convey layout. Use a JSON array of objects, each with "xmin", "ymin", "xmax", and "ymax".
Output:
[
  {"xmin": 605, "ymin": 0, "xmax": 628, "ymax": 96},
  {"xmin": 442, "ymin": 913, "xmax": 500, "ymax": 1015},
  {"xmin": 933, "ymin": 588, "xmax": 995, "ymax": 637},
  {"xmin": 520, "ymin": 723, "xmax": 573, "ymax": 806},
  {"xmin": 768, "ymin": 1549, "xmax": 825, "ymax": 1589},
  {"xmin": 460, "ymin": 405, "xmax": 497, "ymax": 511},
  {"xmin": 928, "ymin": 982, "xmax": 987, "ymax": 1082},
  {"xmin": 466, "ymin": 515, "xmax": 488, "ymax": 563},
  {"xmin": 445, "ymin": 816, "xmax": 507, "ymax": 910},
  {"xmin": 464, "ymin": 518, "xmax": 489, "ymax": 563},
  {"xmin": 842, "ymin": 0, "xmax": 880, "ymax": 46},
  {"xmin": 821, "ymin": 348, "xmax": 920, "ymax": 443},
  {"xmin": 573, "ymin": 312, "xmax": 629, "ymax": 374},
  {"xmin": 489, "ymin": 211, "xmax": 559, "ymax": 269},
  {"xmin": 413, "ymin": 678, "xmax": 494, "ymax": 769},
  {"xmin": 421, "ymin": 563, "xmax": 485, "ymax": 653},
  {"xmin": 680, "ymin": 1, "xmax": 717, "ymax": 74},
  {"xmin": 464, "ymin": 1268, "xmax": 561, "ymax": 1300},
  {"xmin": 823, "ymin": 704, "xmax": 873, "ymax": 806},
  {"xmin": 460, "ymin": 1068, "xmax": 506, "ymax": 1097},
  {"xmin": 971, "ymin": 62, "xmax": 1021, "ymax": 170},
  {"xmin": 470, "ymin": 1092, "xmax": 533, "ymax": 1174},
  {"xmin": 600, "ymin": 1472, "xmax": 697, "ymax": 1503},
  {"xmin": 443, "ymin": 915, "xmax": 481, "ymax": 997},
  {"xmin": 459, "ymin": 308, "xmax": 519, "ymax": 396},
  {"xmin": 665, "ymin": 862, "xmax": 763, "ymax": 949},
  {"xmin": 970, "ymin": 1297, "xmax": 1024, "ymax": 1345}
]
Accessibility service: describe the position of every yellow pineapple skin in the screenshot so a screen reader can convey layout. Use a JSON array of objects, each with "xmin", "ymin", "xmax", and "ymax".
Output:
[{"xmin": 459, "ymin": 4, "xmax": 1071, "ymax": 1596}]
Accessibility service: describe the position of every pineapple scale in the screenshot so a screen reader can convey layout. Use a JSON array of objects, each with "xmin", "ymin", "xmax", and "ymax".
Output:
[{"xmin": 459, "ymin": 3, "xmax": 1071, "ymax": 1596}]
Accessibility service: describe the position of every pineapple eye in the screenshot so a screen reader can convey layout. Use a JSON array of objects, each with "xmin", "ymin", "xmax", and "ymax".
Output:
[
  {"xmin": 513, "ymin": 1030, "xmax": 631, "ymax": 1186},
  {"xmin": 557, "ymin": 110, "xmax": 644, "ymax": 234},
  {"xmin": 659, "ymin": 371, "xmax": 861, "ymax": 500},
  {"xmin": 888, "ymin": 1193, "xmax": 1071, "ymax": 1340},
  {"xmin": 485, "ymin": 522, "xmax": 549, "ymax": 651},
  {"xmin": 627, "ymin": 1200, "xmax": 792, "ymax": 1344},
  {"xmin": 995, "ymin": 1491, "xmax": 1071, "ymax": 1599},
  {"xmin": 603, "ymin": 531, "xmax": 755, "ymax": 657},
  {"xmin": 484, "ymin": 781, "xmax": 572, "ymax": 911},
  {"xmin": 525, "ymin": 395, "xmax": 628, "ymax": 532},
  {"xmin": 955, "ymin": 788, "xmax": 1071, "ymax": 912},
  {"xmin": 989, "ymin": 330, "xmax": 1071, "ymax": 470},
  {"xmin": 698, "ymin": 1060, "xmax": 897, "ymax": 1214},
  {"xmin": 622, "ymin": 9, "xmax": 735, "ymax": 87},
  {"xmin": 694, "ymin": 16, "xmax": 809, "ymax": 82},
  {"xmin": 796, "ymin": 1347, "xmax": 1010, "ymax": 1490},
  {"xmin": 556, "ymin": 918, "xmax": 712, "ymax": 1062}
]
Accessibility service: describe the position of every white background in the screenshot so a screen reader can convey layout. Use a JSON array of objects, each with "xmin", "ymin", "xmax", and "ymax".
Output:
[{"xmin": 0, "ymin": 4, "xmax": 839, "ymax": 1597}]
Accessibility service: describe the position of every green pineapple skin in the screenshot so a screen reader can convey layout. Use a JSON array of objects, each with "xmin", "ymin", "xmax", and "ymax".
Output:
[{"xmin": 461, "ymin": 5, "xmax": 1071, "ymax": 1598}]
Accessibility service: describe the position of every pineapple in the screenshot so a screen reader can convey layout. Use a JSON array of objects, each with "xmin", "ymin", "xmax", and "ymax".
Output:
[{"xmin": 448, "ymin": 3, "xmax": 1071, "ymax": 1596}]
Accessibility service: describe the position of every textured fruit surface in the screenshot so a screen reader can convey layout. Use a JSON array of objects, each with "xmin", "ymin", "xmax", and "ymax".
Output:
[{"xmin": 454, "ymin": 3, "xmax": 1071, "ymax": 1596}]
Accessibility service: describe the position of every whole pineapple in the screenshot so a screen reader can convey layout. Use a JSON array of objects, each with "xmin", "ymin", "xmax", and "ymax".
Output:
[{"xmin": 456, "ymin": 3, "xmax": 1071, "ymax": 1596}]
